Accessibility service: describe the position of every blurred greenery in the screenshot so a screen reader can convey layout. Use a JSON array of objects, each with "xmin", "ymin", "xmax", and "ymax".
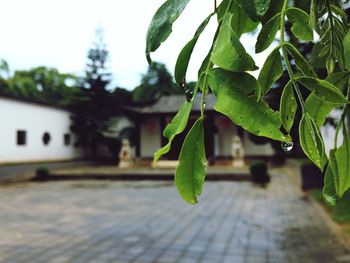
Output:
[
  {"xmin": 132, "ymin": 62, "xmax": 182, "ymax": 102},
  {"xmin": 311, "ymin": 189, "xmax": 350, "ymax": 224}
]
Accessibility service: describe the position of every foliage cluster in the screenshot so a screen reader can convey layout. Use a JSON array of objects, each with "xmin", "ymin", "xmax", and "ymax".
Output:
[
  {"xmin": 147, "ymin": 0, "xmax": 350, "ymax": 204},
  {"xmin": 0, "ymin": 60, "xmax": 79, "ymax": 107}
]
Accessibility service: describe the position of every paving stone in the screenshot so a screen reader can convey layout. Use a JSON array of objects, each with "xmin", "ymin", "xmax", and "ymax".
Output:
[{"xmin": 0, "ymin": 165, "xmax": 348, "ymax": 263}]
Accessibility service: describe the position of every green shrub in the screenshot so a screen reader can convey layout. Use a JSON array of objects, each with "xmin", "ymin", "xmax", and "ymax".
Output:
[
  {"xmin": 250, "ymin": 160, "xmax": 270, "ymax": 185},
  {"xmin": 35, "ymin": 166, "xmax": 49, "ymax": 178}
]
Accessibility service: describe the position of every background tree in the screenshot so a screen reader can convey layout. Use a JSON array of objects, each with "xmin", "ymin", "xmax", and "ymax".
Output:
[
  {"xmin": 9, "ymin": 67, "xmax": 78, "ymax": 106},
  {"xmin": 0, "ymin": 60, "xmax": 78, "ymax": 107},
  {"xmin": 132, "ymin": 62, "xmax": 181, "ymax": 101},
  {"xmin": 70, "ymin": 28, "xmax": 114, "ymax": 158}
]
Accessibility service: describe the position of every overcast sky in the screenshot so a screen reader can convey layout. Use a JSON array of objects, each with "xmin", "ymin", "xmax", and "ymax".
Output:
[{"xmin": 0, "ymin": 0, "xmax": 273, "ymax": 90}]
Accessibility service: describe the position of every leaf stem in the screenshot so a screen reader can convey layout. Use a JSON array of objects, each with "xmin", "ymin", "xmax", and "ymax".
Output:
[{"xmin": 280, "ymin": 0, "xmax": 306, "ymax": 113}]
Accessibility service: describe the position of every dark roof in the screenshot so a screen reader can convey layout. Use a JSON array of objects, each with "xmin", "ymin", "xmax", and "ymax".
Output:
[{"xmin": 123, "ymin": 93, "xmax": 217, "ymax": 114}]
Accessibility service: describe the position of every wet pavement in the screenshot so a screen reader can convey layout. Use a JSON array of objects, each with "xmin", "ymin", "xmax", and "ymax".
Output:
[{"xmin": 0, "ymin": 167, "xmax": 349, "ymax": 263}]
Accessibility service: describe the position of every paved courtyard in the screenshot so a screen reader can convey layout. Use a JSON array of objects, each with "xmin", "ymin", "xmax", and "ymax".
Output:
[{"xmin": 0, "ymin": 167, "xmax": 349, "ymax": 263}]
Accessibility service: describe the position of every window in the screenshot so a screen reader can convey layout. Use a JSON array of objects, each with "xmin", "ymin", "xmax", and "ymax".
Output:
[
  {"xmin": 42, "ymin": 132, "xmax": 51, "ymax": 145},
  {"xmin": 64, "ymin": 133, "xmax": 71, "ymax": 146},
  {"xmin": 17, "ymin": 130, "xmax": 27, "ymax": 146}
]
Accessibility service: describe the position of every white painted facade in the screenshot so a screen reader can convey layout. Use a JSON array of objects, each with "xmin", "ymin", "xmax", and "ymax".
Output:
[
  {"xmin": 140, "ymin": 118, "xmax": 161, "ymax": 158},
  {"xmin": 0, "ymin": 96, "xmax": 82, "ymax": 163}
]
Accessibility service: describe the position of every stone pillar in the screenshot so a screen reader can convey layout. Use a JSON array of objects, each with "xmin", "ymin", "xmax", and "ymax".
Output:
[
  {"xmin": 231, "ymin": 135, "xmax": 245, "ymax": 167},
  {"xmin": 118, "ymin": 139, "xmax": 134, "ymax": 168}
]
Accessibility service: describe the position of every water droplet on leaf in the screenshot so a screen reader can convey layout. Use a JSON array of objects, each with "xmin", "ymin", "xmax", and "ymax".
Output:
[{"xmin": 281, "ymin": 141, "xmax": 294, "ymax": 152}]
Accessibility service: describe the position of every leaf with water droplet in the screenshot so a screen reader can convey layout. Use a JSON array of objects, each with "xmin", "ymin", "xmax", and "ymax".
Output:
[
  {"xmin": 175, "ymin": 118, "xmax": 206, "ymax": 205},
  {"xmin": 281, "ymin": 141, "xmax": 294, "ymax": 152},
  {"xmin": 208, "ymin": 68, "xmax": 290, "ymax": 142}
]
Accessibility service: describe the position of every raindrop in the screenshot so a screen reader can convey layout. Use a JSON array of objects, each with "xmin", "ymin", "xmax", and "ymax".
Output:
[{"xmin": 281, "ymin": 141, "xmax": 294, "ymax": 152}]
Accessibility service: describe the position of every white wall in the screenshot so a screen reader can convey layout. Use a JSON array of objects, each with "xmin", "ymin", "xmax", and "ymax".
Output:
[
  {"xmin": 0, "ymin": 97, "xmax": 82, "ymax": 163},
  {"xmin": 243, "ymin": 132, "xmax": 275, "ymax": 156},
  {"xmin": 214, "ymin": 116, "xmax": 236, "ymax": 157},
  {"xmin": 140, "ymin": 118, "xmax": 161, "ymax": 158}
]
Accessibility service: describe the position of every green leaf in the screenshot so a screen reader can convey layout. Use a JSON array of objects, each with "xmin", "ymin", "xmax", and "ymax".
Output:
[
  {"xmin": 230, "ymin": 3, "xmax": 259, "ymax": 38},
  {"xmin": 211, "ymin": 14, "xmax": 257, "ymax": 72},
  {"xmin": 255, "ymin": 13, "xmax": 280, "ymax": 53},
  {"xmin": 305, "ymin": 72, "xmax": 349, "ymax": 128},
  {"xmin": 146, "ymin": 0, "xmax": 191, "ymax": 64},
  {"xmin": 236, "ymin": 0, "xmax": 271, "ymax": 22},
  {"xmin": 208, "ymin": 68, "xmax": 291, "ymax": 142},
  {"xmin": 323, "ymin": 164, "xmax": 337, "ymax": 206},
  {"xmin": 344, "ymin": 30, "xmax": 350, "ymax": 70},
  {"xmin": 174, "ymin": 13, "xmax": 213, "ymax": 85},
  {"xmin": 329, "ymin": 149, "xmax": 340, "ymax": 195},
  {"xmin": 261, "ymin": 0, "xmax": 283, "ymax": 24},
  {"xmin": 286, "ymin": 7, "xmax": 313, "ymax": 41},
  {"xmin": 296, "ymin": 76, "xmax": 349, "ymax": 104},
  {"xmin": 175, "ymin": 118, "xmax": 206, "ymax": 205},
  {"xmin": 284, "ymin": 43, "xmax": 316, "ymax": 77},
  {"xmin": 280, "ymin": 81, "xmax": 297, "ymax": 133},
  {"xmin": 258, "ymin": 47, "xmax": 283, "ymax": 96},
  {"xmin": 216, "ymin": 0, "xmax": 230, "ymax": 22},
  {"xmin": 299, "ymin": 113, "xmax": 326, "ymax": 170},
  {"xmin": 333, "ymin": 126, "xmax": 350, "ymax": 197},
  {"xmin": 154, "ymin": 99, "xmax": 193, "ymax": 161}
]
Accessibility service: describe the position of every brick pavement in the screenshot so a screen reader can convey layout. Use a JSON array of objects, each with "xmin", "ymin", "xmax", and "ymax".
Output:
[{"xmin": 0, "ymin": 167, "xmax": 349, "ymax": 263}]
